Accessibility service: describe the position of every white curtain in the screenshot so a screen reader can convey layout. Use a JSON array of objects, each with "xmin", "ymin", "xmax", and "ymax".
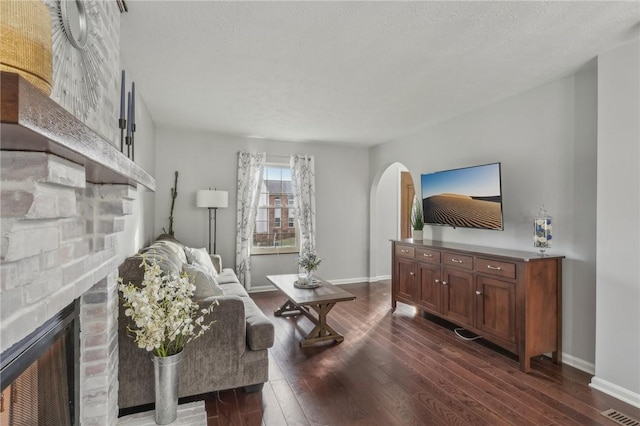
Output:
[
  {"xmin": 290, "ymin": 155, "xmax": 316, "ymax": 255},
  {"xmin": 236, "ymin": 151, "xmax": 265, "ymax": 289}
]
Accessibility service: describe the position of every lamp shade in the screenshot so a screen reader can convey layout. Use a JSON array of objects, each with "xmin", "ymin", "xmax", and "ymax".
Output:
[{"xmin": 197, "ymin": 190, "xmax": 228, "ymax": 208}]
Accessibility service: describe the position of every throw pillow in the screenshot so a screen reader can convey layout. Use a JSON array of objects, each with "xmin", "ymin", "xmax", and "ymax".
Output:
[
  {"xmin": 185, "ymin": 247, "xmax": 218, "ymax": 277},
  {"xmin": 183, "ymin": 263, "xmax": 224, "ymax": 299},
  {"xmin": 152, "ymin": 240, "xmax": 188, "ymax": 264}
]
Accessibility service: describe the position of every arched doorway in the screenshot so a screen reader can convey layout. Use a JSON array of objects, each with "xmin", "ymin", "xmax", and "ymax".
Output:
[{"xmin": 369, "ymin": 162, "xmax": 414, "ymax": 280}]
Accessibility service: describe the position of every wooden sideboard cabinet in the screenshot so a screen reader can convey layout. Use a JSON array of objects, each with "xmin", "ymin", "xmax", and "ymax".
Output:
[{"xmin": 391, "ymin": 239, "xmax": 564, "ymax": 372}]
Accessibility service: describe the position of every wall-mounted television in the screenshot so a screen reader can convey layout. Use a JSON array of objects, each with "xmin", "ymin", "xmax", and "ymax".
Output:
[{"xmin": 420, "ymin": 162, "xmax": 503, "ymax": 230}]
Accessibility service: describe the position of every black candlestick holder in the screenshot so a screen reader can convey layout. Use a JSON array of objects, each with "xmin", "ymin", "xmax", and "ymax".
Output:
[
  {"xmin": 131, "ymin": 124, "xmax": 136, "ymax": 161},
  {"xmin": 119, "ymin": 118, "xmax": 127, "ymax": 152},
  {"xmin": 125, "ymin": 135, "xmax": 131, "ymax": 158}
]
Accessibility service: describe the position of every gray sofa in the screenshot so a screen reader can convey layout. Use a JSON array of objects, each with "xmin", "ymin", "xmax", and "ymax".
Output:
[{"xmin": 117, "ymin": 235, "xmax": 274, "ymax": 410}]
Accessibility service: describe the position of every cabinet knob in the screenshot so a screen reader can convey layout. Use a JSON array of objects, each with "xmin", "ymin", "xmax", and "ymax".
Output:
[
  {"xmin": 401, "ymin": 249, "xmax": 409, "ymax": 253},
  {"xmin": 409, "ymin": 272, "xmax": 415, "ymax": 276},
  {"xmin": 435, "ymin": 279, "xmax": 440, "ymax": 283},
  {"xmin": 442, "ymin": 281, "xmax": 448, "ymax": 285},
  {"xmin": 475, "ymin": 290, "xmax": 482, "ymax": 295}
]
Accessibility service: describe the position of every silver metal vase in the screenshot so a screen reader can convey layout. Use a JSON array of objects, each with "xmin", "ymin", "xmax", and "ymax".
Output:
[{"xmin": 153, "ymin": 350, "xmax": 184, "ymax": 425}]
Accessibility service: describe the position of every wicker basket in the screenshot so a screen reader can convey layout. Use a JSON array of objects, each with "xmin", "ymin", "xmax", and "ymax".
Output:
[{"xmin": 0, "ymin": 0, "xmax": 52, "ymax": 95}]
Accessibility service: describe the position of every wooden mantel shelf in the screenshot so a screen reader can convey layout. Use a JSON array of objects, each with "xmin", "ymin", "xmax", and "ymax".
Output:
[{"xmin": 1, "ymin": 72, "xmax": 155, "ymax": 191}]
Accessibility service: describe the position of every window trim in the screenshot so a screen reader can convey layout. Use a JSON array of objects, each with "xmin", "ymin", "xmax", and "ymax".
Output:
[{"xmin": 251, "ymin": 162, "xmax": 299, "ymax": 255}]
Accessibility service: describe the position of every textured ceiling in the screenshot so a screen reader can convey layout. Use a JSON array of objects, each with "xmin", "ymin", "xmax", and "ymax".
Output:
[{"xmin": 120, "ymin": 1, "xmax": 639, "ymax": 146}]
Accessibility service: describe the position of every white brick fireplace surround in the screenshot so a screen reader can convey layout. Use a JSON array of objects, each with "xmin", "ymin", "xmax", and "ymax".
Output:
[{"xmin": 1, "ymin": 72, "xmax": 155, "ymax": 425}]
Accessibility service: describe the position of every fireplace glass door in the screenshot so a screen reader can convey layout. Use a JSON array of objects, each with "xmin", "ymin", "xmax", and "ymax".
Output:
[{"xmin": 1, "ymin": 325, "xmax": 74, "ymax": 425}]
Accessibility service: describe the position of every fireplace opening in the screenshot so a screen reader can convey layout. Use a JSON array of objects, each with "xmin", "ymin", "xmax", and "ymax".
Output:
[{"xmin": 0, "ymin": 301, "xmax": 78, "ymax": 425}]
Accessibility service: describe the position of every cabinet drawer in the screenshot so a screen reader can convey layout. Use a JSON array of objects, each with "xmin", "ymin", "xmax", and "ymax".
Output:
[
  {"xmin": 395, "ymin": 245, "xmax": 415, "ymax": 259},
  {"xmin": 416, "ymin": 248, "xmax": 441, "ymax": 264},
  {"xmin": 476, "ymin": 258, "xmax": 516, "ymax": 279},
  {"xmin": 442, "ymin": 252, "xmax": 474, "ymax": 270}
]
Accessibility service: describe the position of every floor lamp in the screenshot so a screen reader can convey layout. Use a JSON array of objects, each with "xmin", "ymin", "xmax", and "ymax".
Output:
[{"xmin": 196, "ymin": 189, "xmax": 228, "ymax": 254}]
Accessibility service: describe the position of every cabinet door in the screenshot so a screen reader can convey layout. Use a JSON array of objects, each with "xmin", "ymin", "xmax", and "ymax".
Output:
[
  {"xmin": 475, "ymin": 276, "xmax": 516, "ymax": 343},
  {"xmin": 417, "ymin": 262, "xmax": 442, "ymax": 313},
  {"xmin": 396, "ymin": 257, "xmax": 416, "ymax": 301},
  {"xmin": 442, "ymin": 268, "xmax": 474, "ymax": 325}
]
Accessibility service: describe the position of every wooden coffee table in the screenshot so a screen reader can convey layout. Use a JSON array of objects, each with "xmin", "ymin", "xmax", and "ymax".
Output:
[{"xmin": 266, "ymin": 274, "xmax": 356, "ymax": 347}]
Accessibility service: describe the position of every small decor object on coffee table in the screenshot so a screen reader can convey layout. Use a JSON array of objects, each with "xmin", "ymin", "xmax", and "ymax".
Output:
[
  {"xmin": 534, "ymin": 205, "xmax": 552, "ymax": 256},
  {"xmin": 296, "ymin": 244, "xmax": 322, "ymax": 289},
  {"xmin": 119, "ymin": 256, "xmax": 217, "ymax": 425}
]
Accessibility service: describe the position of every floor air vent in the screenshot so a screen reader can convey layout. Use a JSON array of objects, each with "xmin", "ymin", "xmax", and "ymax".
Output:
[{"xmin": 601, "ymin": 409, "xmax": 640, "ymax": 426}]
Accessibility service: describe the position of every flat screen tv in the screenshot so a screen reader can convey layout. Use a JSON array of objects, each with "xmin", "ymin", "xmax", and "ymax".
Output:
[{"xmin": 420, "ymin": 162, "xmax": 503, "ymax": 230}]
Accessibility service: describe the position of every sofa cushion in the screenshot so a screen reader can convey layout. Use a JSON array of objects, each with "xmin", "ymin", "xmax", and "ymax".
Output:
[
  {"xmin": 218, "ymin": 282, "xmax": 248, "ymax": 298},
  {"xmin": 139, "ymin": 241, "xmax": 185, "ymax": 276},
  {"xmin": 183, "ymin": 263, "xmax": 224, "ymax": 299},
  {"xmin": 216, "ymin": 269, "xmax": 240, "ymax": 284},
  {"xmin": 154, "ymin": 239, "xmax": 188, "ymax": 264},
  {"xmin": 185, "ymin": 247, "xmax": 218, "ymax": 277}
]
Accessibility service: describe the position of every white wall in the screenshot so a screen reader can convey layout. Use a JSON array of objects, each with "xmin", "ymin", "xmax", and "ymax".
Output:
[
  {"xmin": 591, "ymin": 37, "xmax": 640, "ymax": 407},
  {"xmin": 371, "ymin": 163, "xmax": 407, "ymax": 280},
  {"xmin": 370, "ymin": 66, "xmax": 599, "ymax": 370},
  {"xmin": 154, "ymin": 128, "xmax": 370, "ymax": 288}
]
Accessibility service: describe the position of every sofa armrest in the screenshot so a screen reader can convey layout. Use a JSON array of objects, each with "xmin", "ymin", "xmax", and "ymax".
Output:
[
  {"xmin": 245, "ymin": 306, "xmax": 274, "ymax": 351},
  {"xmin": 209, "ymin": 254, "xmax": 222, "ymax": 274}
]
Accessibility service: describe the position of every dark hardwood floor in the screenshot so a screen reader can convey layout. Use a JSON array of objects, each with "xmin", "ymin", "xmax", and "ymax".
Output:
[{"xmin": 203, "ymin": 281, "xmax": 640, "ymax": 425}]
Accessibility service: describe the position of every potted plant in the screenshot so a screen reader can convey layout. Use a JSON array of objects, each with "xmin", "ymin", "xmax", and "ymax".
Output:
[
  {"xmin": 119, "ymin": 256, "xmax": 217, "ymax": 424},
  {"xmin": 297, "ymin": 243, "xmax": 322, "ymax": 285},
  {"xmin": 411, "ymin": 196, "xmax": 424, "ymax": 240}
]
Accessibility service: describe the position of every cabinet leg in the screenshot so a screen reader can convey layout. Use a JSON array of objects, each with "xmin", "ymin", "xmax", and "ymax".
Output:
[
  {"xmin": 551, "ymin": 350, "xmax": 561, "ymax": 365},
  {"xmin": 520, "ymin": 356, "xmax": 531, "ymax": 373}
]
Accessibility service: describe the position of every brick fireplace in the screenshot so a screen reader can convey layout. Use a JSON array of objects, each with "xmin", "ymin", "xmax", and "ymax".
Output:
[{"xmin": 1, "ymin": 72, "xmax": 155, "ymax": 424}]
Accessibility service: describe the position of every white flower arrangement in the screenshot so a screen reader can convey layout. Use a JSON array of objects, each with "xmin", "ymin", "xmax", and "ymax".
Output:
[
  {"xmin": 119, "ymin": 256, "xmax": 217, "ymax": 357},
  {"xmin": 297, "ymin": 244, "xmax": 322, "ymax": 273}
]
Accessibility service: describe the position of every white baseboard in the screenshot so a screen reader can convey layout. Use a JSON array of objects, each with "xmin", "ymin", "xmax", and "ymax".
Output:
[
  {"xmin": 327, "ymin": 277, "xmax": 374, "ymax": 285},
  {"xmin": 590, "ymin": 376, "xmax": 640, "ymax": 409},
  {"xmin": 368, "ymin": 275, "xmax": 391, "ymax": 282},
  {"xmin": 247, "ymin": 284, "xmax": 277, "ymax": 293},
  {"xmin": 561, "ymin": 352, "xmax": 595, "ymax": 375}
]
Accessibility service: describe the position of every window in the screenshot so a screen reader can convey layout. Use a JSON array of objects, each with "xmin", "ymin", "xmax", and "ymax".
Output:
[
  {"xmin": 252, "ymin": 164, "xmax": 298, "ymax": 254},
  {"xmin": 274, "ymin": 208, "xmax": 281, "ymax": 228}
]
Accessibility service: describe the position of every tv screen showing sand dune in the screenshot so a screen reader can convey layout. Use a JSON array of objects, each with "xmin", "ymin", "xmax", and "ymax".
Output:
[{"xmin": 421, "ymin": 163, "xmax": 503, "ymax": 230}]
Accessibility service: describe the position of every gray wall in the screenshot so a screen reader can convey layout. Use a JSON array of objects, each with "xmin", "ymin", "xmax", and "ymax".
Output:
[
  {"xmin": 154, "ymin": 128, "xmax": 370, "ymax": 288},
  {"xmin": 370, "ymin": 66, "xmax": 599, "ymax": 371},
  {"xmin": 592, "ymin": 37, "xmax": 640, "ymax": 406}
]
